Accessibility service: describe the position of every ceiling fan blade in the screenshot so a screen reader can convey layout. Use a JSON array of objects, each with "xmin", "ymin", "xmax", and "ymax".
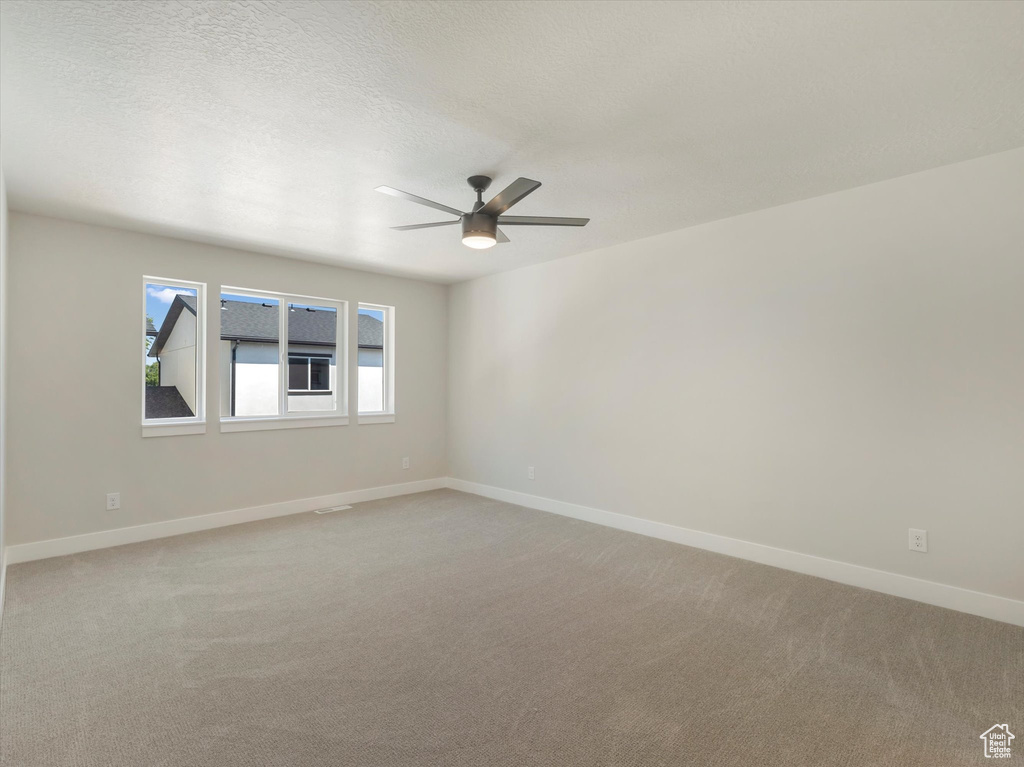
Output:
[
  {"xmin": 478, "ymin": 177, "xmax": 542, "ymax": 217},
  {"xmin": 391, "ymin": 220, "xmax": 461, "ymax": 231},
  {"xmin": 496, "ymin": 228, "xmax": 510, "ymax": 244},
  {"xmin": 375, "ymin": 186, "xmax": 464, "ymax": 217},
  {"xmin": 496, "ymin": 215, "xmax": 590, "ymax": 226}
]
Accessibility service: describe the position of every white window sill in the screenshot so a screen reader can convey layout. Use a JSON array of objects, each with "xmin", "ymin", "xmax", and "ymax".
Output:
[
  {"xmin": 142, "ymin": 421, "xmax": 207, "ymax": 438},
  {"xmin": 358, "ymin": 413, "xmax": 396, "ymax": 424},
  {"xmin": 220, "ymin": 415, "xmax": 349, "ymax": 433}
]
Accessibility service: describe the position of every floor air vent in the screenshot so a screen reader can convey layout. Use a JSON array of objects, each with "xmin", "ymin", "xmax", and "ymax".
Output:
[{"xmin": 314, "ymin": 505, "xmax": 353, "ymax": 514}]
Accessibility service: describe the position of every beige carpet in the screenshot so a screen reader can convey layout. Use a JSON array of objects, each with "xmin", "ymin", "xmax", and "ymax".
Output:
[{"xmin": 1, "ymin": 489, "xmax": 1021, "ymax": 766}]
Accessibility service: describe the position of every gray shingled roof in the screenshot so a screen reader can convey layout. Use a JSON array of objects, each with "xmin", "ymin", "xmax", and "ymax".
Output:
[
  {"xmin": 149, "ymin": 295, "xmax": 383, "ymax": 357},
  {"xmin": 145, "ymin": 386, "xmax": 195, "ymax": 419},
  {"xmin": 357, "ymin": 313, "xmax": 384, "ymax": 348}
]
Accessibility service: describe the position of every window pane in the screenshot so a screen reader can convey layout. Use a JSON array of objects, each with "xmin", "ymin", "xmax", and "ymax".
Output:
[
  {"xmin": 287, "ymin": 303, "xmax": 336, "ymax": 413},
  {"xmin": 288, "ymin": 357, "xmax": 308, "ymax": 390},
  {"xmin": 145, "ymin": 282, "xmax": 199, "ymax": 420},
  {"xmin": 220, "ymin": 293, "xmax": 279, "ymax": 417},
  {"xmin": 310, "ymin": 358, "xmax": 330, "ymax": 391},
  {"xmin": 358, "ymin": 306, "xmax": 386, "ymax": 413}
]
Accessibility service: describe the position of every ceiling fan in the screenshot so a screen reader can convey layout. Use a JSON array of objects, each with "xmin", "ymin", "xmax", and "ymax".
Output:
[{"xmin": 375, "ymin": 176, "xmax": 589, "ymax": 249}]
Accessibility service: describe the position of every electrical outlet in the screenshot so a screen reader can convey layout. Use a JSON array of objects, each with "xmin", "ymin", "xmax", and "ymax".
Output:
[
  {"xmin": 908, "ymin": 528, "xmax": 927, "ymax": 552},
  {"xmin": 402, "ymin": 457, "xmax": 410, "ymax": 470},
  {"xmin": 106, "ymin": 493, "xmax": 121, "ymax": 511},
  {"xmin": 527, "ymin": 466, "xmax": 535, "ymax": 481}
]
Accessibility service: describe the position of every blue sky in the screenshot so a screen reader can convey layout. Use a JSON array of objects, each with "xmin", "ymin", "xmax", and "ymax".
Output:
[{"xmin": 145, "ymin": 283, "xmax": 197, "ymax": 331}]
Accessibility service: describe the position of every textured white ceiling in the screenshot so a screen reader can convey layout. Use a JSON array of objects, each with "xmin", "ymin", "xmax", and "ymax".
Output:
[{"xmin": 1, "ymin": 1, "xmax": 1022, "ymax": 283}]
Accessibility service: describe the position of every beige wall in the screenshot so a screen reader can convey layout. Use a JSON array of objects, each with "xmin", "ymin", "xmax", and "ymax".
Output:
[
  {"xmin": 448, "ymin": 148, "xmax": 1024, "ymax": 601},
  {"xmin": 0, "ymin": 169, "xmax": 8, "ymax": 603},
  {"xmin": 5, "ymin": 213, "xmax": 448, "ymax": 546}
]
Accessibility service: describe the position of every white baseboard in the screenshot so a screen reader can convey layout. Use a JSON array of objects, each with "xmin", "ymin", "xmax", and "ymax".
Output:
[
  {"xmin": 3, "ymin": 478, "xmax": 447, "ymax": 566},
  {"xmin": 445, "ymin": 478, "xmax": 1024, "ymax": 627}
]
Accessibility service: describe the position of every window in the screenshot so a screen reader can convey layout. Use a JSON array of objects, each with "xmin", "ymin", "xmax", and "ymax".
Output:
[
  {"xmin": 289, "ymin": 354, "xmax": 331, "ymax": 392},
  {"xmin": 143, "ymin": 277, "xmax": 206, "ymax": 436},
  {"xmin": 358, "ymin": 303, "xmax": 394, "ymax": 422},
  {"xmin": 220, "ymin": 287, "xmax": 346, "ymax": 431}
]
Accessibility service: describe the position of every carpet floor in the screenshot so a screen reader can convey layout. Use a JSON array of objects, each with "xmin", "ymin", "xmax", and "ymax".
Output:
[{"xmin": 1, "ymin": 489, "xmax": 1021, "ymax": 766}]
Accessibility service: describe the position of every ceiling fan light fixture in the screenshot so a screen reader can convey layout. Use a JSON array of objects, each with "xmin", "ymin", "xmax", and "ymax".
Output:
[
  {"xmin": 462, "ymin": 234, "xmax": 496, "ymax": 249},
  {"xmin": 461, "ymin": 212, "xmax": 498, "ymax": 250}
]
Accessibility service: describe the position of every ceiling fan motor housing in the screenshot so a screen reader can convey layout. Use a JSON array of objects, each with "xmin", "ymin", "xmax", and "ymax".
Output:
[{"xmin": 462, "ymin": 212, "xmax": 497, "ymax": 240}]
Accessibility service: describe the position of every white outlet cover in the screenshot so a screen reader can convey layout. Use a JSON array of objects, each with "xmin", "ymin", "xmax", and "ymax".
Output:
[
  {"xmin": 908, "ymin": 528, "xmax": 928, "ymax": 552},
  {"xmin": 527, "ymin": 467, "xmax": 535, "ymax": 480},
  {"xmin": 106, "ymin": 492, "xmax": 120, "ymax": 510}
]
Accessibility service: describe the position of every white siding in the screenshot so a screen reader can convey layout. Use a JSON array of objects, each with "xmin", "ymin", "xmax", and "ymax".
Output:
[
  {"xmin": 225, "ymin": 342, "xmax": 338, "ymax": 415},
  {"xmin": 287, "ymin": 393, "xmax": 335, "ymax": 412},
  {"xmin": 358, "ymin": 347, "xmax": 384, "ymax": 413},
  {"xmin": 231, "ymin": 342, "xmax": 279, "ymax": 416},
  {"xmin": 157, "ymin": 307, "xmax": 197, "ymax": 415}
]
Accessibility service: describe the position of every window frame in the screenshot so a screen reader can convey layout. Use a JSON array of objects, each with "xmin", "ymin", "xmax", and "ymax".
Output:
[
  {"xmin": 220, "ymin": 286, "xmax": 348, "ymax": 433},
  {"xmin": 141, "ymin": 276, "xmax": 207, "ymax": 438},
  {"xmin": 357, "ymin": 302, "xmax": 396, "ymax": 424}
]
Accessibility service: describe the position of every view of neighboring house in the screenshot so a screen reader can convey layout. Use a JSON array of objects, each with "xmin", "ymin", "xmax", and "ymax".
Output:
[
  {"xmin": 146, "ymin": 295, "xmax": 383, "ymax": 418},
  {"xmin": 146, "ymin": 296, "xmax": 199, "ymax": 418}
]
